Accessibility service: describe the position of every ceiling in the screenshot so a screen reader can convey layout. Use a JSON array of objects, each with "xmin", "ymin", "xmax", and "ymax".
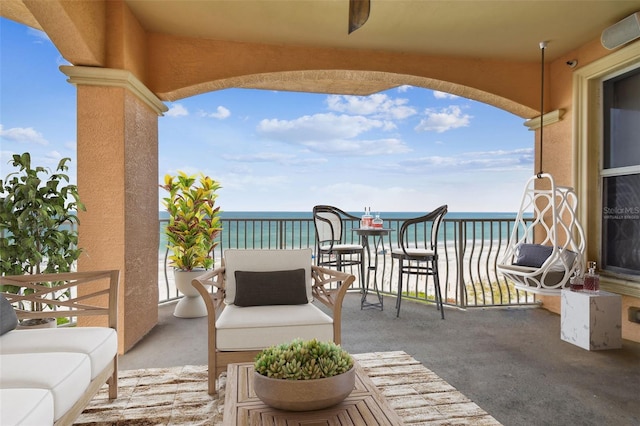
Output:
[
  {"xmin": 123, "ymin": 0, "xmax": 640, "ymax": 63},
  {"xmin": 3, "ymin": 0, "xmax": 640, "ymax": 102}
]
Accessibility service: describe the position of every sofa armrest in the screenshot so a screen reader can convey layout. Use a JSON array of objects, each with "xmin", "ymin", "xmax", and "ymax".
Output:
[
  {"xmin": 0, "ymin": 270, "xmax": 121, "ymax": 403},
  {"xmin": 0, "ymin": 270, "xmax": 120, "ymax": 330},
  {"xmin": 311, "ymin": 265, "xmax": 355, "ymax": 344}
]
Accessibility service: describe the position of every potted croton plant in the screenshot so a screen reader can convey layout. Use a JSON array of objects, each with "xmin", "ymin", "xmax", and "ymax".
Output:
[
  {"xmin": 160, "ymin": 171, "xmax": 222, "ymax": 318},
  {"xmin": 0, "ymin": 153, "xmax": 85, "ymax": 327},
  {"xmin": 253, "ymin": 338, "xmax": 355, "ymax": 411}
]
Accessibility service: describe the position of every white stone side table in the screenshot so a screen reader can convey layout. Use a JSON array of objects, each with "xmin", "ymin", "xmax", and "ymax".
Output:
[{"xmin": 560, "ymin": 289, "xmax": 622, "ymax": 350}]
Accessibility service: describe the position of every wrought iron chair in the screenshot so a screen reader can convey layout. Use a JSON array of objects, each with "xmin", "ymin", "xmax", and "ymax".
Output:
[
  {"xmin": 391, "ymin": 205, "xmax": 448, "ymax": 318},
  {"xmin": 313, "ymin": 205, "xmax": 365, "ymax": 284}
]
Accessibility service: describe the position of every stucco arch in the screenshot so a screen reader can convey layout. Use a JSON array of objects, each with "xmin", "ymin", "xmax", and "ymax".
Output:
[{"xmin": 163, "ymin": 70, "xmax": 538, "ymax": 119}]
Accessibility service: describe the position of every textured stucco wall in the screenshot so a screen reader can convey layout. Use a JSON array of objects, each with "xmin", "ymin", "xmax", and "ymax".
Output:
[
  {"xmin": 538, "ymin": 40, "xmax": 640, "ymax": 343},
  {"xmin": 76, "ymin": 85, "xmax": 158, "ymax": 353}
]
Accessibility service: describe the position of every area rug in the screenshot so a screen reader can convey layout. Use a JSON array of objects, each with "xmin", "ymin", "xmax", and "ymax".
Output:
[{"xmin": 74, "ymin": 351, "xmax": 501, "ymax": 425}]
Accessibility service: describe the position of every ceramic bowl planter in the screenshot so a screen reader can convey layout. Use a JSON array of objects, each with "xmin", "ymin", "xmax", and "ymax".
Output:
[
  {"xmin": 253, "ymin": 366, "xmax": 355, "ymax": 411},
  {"xmin": 252, "ymin": 339, "xmax": 355, "ymax": 411}
]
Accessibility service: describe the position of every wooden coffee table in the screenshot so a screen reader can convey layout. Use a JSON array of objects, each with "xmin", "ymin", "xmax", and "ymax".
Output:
[{"xmin": 224, "ymin": 361, "xmax": 404, "ymax": 425}]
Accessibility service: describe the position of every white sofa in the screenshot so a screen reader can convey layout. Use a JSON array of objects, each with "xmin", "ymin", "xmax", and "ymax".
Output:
[{"xmin": 0, "ymin": 270, "xmax": 119, "ymax": 426}]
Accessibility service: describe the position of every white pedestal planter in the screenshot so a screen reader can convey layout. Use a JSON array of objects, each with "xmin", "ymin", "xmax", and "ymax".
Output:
[{"xmin": 173, "ymin": 270, "xmax": 209, "ymax": 318}]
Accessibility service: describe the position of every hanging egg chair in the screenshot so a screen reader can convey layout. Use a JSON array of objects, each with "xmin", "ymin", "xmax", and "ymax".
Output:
[
  {"xmin": 497, "ymin": 173, "xmax": 585, "ymax": 294},
  {"xmin": 497, "ymin": 42, "xmax": 586, "ymax": 295}
]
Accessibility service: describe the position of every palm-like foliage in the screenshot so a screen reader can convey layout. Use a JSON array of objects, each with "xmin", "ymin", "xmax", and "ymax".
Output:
[{"xmin": 160, "ymin": 172, "xmax": 222, "ymax": 271}]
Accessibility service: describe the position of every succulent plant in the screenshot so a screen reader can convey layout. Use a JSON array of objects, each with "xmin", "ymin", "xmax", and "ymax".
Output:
[{"xmin": 254, "ymin": 338, "xmax": 354, "ymax": 380}]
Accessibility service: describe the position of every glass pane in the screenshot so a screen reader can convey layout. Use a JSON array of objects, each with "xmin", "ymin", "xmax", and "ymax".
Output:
[
  {"xmin": 602, "ymin": 174, "xmax": 640, "ymax": 275},
  {"xmin": 603, "ymin": 68, "xmax": 640, "ymax": 169}
]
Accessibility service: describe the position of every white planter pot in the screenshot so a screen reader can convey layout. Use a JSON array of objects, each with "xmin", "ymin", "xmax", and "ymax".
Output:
[
  {"xmin": 173, "ymin": 269, "xmax": 209, "ymax": 318},
  {"xmin": 17, "ymin": 317, "xmax": 57, "ymax": 329}
]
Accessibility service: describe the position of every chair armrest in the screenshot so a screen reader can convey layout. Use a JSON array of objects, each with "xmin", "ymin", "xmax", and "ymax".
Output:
[
  {"xmin": 311, "ymin": 266, "xmax": 354, "ymax": 312},
  {"xmin": 312, "ymin": 266, "xmax": 354, "ymax": 345},
  {"xmin": 191, "ymin": 266, "xmax": 226, "ymax": 316}
]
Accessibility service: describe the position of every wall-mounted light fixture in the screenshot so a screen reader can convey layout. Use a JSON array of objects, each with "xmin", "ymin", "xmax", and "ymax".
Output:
[{"xmin": 601, "ymin": 12, "xmax": 640, "ymax": 50}]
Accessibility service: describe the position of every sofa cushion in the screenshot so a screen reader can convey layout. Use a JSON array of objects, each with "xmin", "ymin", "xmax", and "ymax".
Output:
[
  {"xmin": 0, "ymin": 294, "xmax": 18, "ymax": 336},
  {"xmin": 0, "ymin": 327, "xmax": 117, "ymax": 379},
  {"xmin": 223, "ymin": 249, "xmax": 313, "ymax": 305},
  {"xmin": 0, "ymin": 352, "xmax": 91, "ymax": 421},
  {"xmin": 216, "ymin": 303, "xmax": 334, "ymax": 351},
  {"xmin": 0, "ymin": 388, "xmax": 54, "ymax": 426},
  {"xmin": 234, "ymin": 268, "xmax": 308, "ymax": 307}
]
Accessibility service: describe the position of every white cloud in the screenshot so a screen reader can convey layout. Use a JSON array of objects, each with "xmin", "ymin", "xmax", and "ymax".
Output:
[
  {"xmin": 415, "ymin": 106, "xmax": 471, "ymax": 133},
  {"xmin": 326, "ymin": 94, "xmax": 416, "ymax": 120},
  {"xmin": 27, "ymin": 27, "xmax": 50, "ymax": 43},
  {"xmin": 0, "ymin": 124, "xmax": 48, "ymax": 145},
  {"xmin": 433, "ymin": 91, "xmax": 459, "ymax": 99},
  {"xmin": 258, "ymin": 113, "xmax": 385, "ymax": 141},
  {"xmin": 397, "ymin": 85, "xmax": 412, "ymax": 93},
  {"xmin": 45, "ymin": 151, "xmax": 63, "ymax": 162},
  {"xmin": 166, "ymin": 103, "xmax": 189, "ymax": 117},
  {"xmin": 222, "ymin": 152, "xmax": 327, "ymax": 166},
  {"xmin": 257, "ymin": 113, "xmax": 410, "ymax": 156},
  {"xmin": 301, "ymin": 138, "xmax": 410, "ymax": 156},
  {"xmin": 396, "ymin": 148, "xmax": 534, "ymax": 173},
  {"xmin": 201, "ymin": 106, "xmax": 231, "ymax": 119}
]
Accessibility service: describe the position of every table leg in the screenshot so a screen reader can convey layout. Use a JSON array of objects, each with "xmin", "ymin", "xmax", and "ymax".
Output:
[{"xmin": 361, "ymin": 234, "xmax": 384, "ymax": 310}]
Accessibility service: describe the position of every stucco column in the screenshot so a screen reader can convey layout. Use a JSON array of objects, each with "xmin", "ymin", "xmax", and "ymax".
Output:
[{"xmin": 61, "ymin": 66, "xmax": 167, "ymax": 354}]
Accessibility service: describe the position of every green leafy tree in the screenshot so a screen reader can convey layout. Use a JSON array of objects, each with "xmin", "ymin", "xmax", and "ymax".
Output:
[
  {"xmin": 160, "ymin": 172, "xmax": 222, "ymax": 271},
  {"xmin": 0, "ymin": 153, "xmax": 85, "ymax": 293}
]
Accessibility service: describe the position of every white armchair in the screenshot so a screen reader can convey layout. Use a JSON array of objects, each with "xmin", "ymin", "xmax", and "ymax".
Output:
[{"xmin": 191, "ymin": 248, "xmax": 355, "ymax": 395}]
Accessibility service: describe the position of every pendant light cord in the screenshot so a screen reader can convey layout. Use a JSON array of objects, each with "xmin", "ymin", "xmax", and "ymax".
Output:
[{"xmin": 537, "ymin": 41, "xmax": 547, "ymax": 178}]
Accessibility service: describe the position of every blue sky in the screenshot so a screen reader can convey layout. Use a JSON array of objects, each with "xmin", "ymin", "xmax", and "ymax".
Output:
[{"xmin": 1, "ymin": 18, "xmax": 535, "ymax": 213}]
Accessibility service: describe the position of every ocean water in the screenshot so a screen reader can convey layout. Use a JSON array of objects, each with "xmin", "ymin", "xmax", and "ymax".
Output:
[{"xmin": 158, "ymin": 211, "xmax": 526, "ymax": 252}]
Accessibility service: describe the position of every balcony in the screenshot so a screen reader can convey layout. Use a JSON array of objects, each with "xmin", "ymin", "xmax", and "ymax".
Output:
[{"xmin": 124, "ymin": 214, "xmax": 640, "ymax": 425}]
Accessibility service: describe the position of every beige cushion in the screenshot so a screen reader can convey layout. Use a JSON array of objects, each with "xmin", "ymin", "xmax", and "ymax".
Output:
[
  {"xmin": 0, "ymin": 388, "xmax": 54, "ymax": 426},
  {"xmin": 0, "ymin": 327, "xmax": 117, "ymax": 379},
  {"xmin": 223, "ymin": 249, "xmax": 313, "ymax": 304},
  {"xmin": 0, "ymin": 353, "xmax": 91, "ymax": 421},
  {"xmin": 392, "ymin": 246, "xmax": 435, "ymax": 258},
  {"xmin": 216, "ymin": 303, "xmax": 334, "ymax": 351}
]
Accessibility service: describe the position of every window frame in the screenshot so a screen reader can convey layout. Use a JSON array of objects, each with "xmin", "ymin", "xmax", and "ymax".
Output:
[
  {"xmin": 573, "ymin": 41, "xmax": 640, "ymax": 298},
  {"xmin": 600, "ymin": 66, "xmax": 640, "ymax": 277}
]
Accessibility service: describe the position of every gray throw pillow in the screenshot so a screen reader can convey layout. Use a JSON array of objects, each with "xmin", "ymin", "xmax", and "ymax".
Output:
[
  {"xmin": 0, "ymin": 294, "xmax": 18, "ymax": 335},
  {"xmin": 514, "ymin": 244, "xmax": 553, "ymax": 268},
  {"xmin": 234, "ymin": 269, "xmax": 308, "ymax": 307}
]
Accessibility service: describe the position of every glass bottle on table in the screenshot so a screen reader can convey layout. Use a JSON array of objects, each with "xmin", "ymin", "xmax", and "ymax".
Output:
[
  {"xmin": 361, "ymin": 207, "xmax": 372, "ymax": 228},
  {"xmin": 373, "ymin": 213, "xmax": 383, "ymax": 228},
  {"xmin": 583, "ymin": 261, "xmax": 600, "ymax": 293},
  {"xmin": 569, "ymin": 273, "xmax": 584, "ymax": 292}
]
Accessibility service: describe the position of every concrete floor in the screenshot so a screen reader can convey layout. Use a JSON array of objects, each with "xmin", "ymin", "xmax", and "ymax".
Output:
[{"xmin": 120, "ymin": 293, "xmax": 640, "ymax": 426}]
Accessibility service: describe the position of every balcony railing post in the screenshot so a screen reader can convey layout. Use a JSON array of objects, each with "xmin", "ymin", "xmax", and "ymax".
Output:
[{"xmin": 456, "ymin": 220, "xmax": 467, "ymax": 308}]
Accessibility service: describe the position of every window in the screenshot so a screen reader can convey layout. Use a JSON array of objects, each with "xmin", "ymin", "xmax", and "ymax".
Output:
[{"xmin": 601, "ymin": 67, "xmax": 640, "ymax": 276}]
